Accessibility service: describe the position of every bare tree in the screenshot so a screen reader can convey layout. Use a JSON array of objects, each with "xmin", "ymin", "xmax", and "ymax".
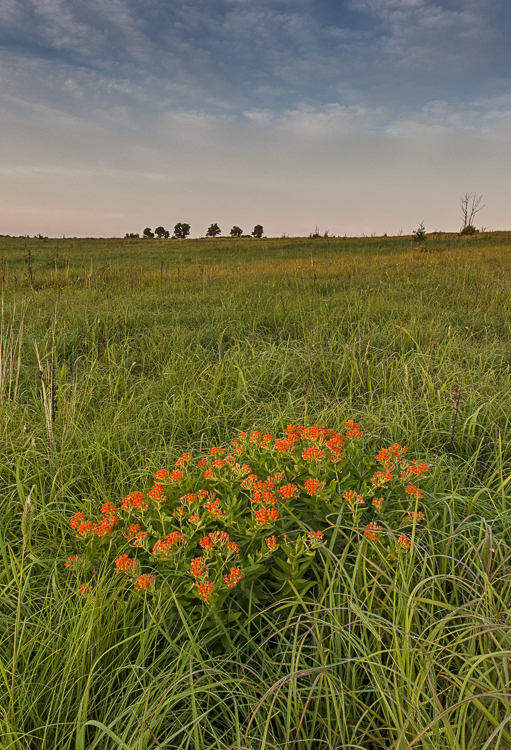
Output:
[{"xmin": 459, "ymin": 192, "xmax": 484, "ymax": 232}]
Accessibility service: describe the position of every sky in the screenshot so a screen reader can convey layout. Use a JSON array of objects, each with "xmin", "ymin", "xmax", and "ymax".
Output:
[{"xmin": 0, "ymin": 0, "xmax": 510, "ymax": 238}]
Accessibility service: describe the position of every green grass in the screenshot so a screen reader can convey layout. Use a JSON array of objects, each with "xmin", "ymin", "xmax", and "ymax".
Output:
[{"xmin": 0, "ymin": 233, "xmax": 510, "ymax": 748}]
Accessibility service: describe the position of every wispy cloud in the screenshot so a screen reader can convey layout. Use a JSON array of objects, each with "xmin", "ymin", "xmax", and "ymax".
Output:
[{"xmin": 0, "ymin": 0, "xmax": 509, "ymax": 235}]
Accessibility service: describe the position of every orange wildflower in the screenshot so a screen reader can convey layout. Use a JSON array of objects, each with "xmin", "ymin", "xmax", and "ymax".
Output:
[
  {"xmin": 196, "ymin": 580, "xmax": 215, "ymax": 605},
  {"xmin": 364, "ymin": 522, "xmax": 382, "ymax": 541},
  {"xmin": 78, "ymin": 582, "xmax": 91, "ymax": 595},
  {"xmin": 65, "ymin": 555, "xmax": 81, "ymax": 568},
  {"xmin": 122, "ymin": 492, "xmax": 148, "ymax": 512},
  {"xmin": 301, "ymin": 447, "xmax": 324, "ymax": 461},
  {"xmin": 278, "ymin": 483, "xmax": 299, "ymax": 500},
  {"xmin": 405, "ymin": 485, "xmax": 424, "ymax": 498},
  {"xmin": 204, "ymin": 469, "xmax": 214, "ymax": 480},
  {"xmin": 202, "ymin": 498, "xmax": 224, "ymax": 516},
  {"xmin": 227, "ymin": 541, "xmax": 240, "ymax": 553},
  {"xmin": 190, "ymin": 557, "xmax": 208, "ymax": 578},
  {"xmin": 154, "ymin": 469, "xmax": 168, "ymax": 480},
  {"xmin": 398, "ymin": 535, "xmax": 411, "ymax": 550},
  {"xmin": 254, "ymin": 508, "xmax": 279, "ymax": 524},
  {"xmin": 304, "ymin": 478, "xmax": 325, "ymax": 496},
  {"xmin": 266, "ymin": 535, "xmax": 278, "ymax": 551},
  {"xmin": 197, "ymin": 458, "xmax": 208, "ymax": 468},
  {"xmin": 188, "ymin": 513, "xmax": 200, "ymax": 523},
  {"xmin": 152, "ymin": 531, "xmax": 187, "ymax": 557},
  {"xmin": 371, "ymin": 471, "xmax": 393, "ymax": 487},
  {"xmin": 209, "ymin": 446, "xmax": 225, "ymax": 456},
  {"xmin": 134, "ymin": 574, "xmax": 156, "ymax": 592},
  {"xmin": 342, "ymin": 489, "xmax": 365, "ymax": 506},
  {"xmin": 375, "ymin": 444, "xmax": 407, "ymax": 468},
  {"xmin": 308, "ymin": 530, "xmax": 324, "ymax": 543},
  {"xmin": 69, "ymin": 512, "xmax": 85, "ymax": 530},
  {"xmin": 224, "ymin": 567, "xmax": 243, "ymax": 588},
  {"xmin": 148, "ymin": 483, "xmax": 167, "ymax": 503},
  {"xmin": 101, "ymin": 502, "xmax": 118, "ymax": 515},
  {"xmin": 115, "ymin": 554, "xmax": 137, "ymax": 573},
  {"xmin": 170, "ymin": 470, "xmax": 183, "ymax": 482},
  {"xmin": 95, "ymin": 515, "xmax": 118, "ymax": 538},
  {"xmin": 212, "ymin": 459, "xmax": 226, "ymax": 468},
  {"xmin": 372, "ymin": 497, "xmax": 383, "ymax": 509},
  {"xmin": 406, "ymin": 511, "xmax": 425, "ymax": 522},
  {"xmin": 175, "ymin": 452, "xmax": 192, "ymax": 466},
  {"xmin": 199, "ymin": 536, "xmax": 215, "ymax": 550}
]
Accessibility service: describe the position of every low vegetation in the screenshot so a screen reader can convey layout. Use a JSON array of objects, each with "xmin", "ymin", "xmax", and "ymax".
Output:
[{"xmin": 1, "ymin": 232, "xmax": 510, "ymax": 749}]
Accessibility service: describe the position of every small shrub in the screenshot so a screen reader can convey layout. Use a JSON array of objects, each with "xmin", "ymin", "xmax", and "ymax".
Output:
[
  {"xmin": 67, "ymin": 423, "xmax": 429, "ymax": 615},
  {"xmin": 460, "ymin": 225, "xmax": 478, "ymax": 235},
  {"xmin": 412, "ymin": 222, "xmax": 426, "ymax": 242}
]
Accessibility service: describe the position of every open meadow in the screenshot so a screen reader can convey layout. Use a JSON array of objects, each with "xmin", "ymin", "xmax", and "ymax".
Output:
[{"xmin": 1, "ymin": 232, "xmax": 511, "ymax": 749}]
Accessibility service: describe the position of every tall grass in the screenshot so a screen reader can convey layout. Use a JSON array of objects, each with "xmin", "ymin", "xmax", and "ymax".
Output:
[{"xmin": 0, "ymin": 233, "xmax": 510, "ymax": 748}]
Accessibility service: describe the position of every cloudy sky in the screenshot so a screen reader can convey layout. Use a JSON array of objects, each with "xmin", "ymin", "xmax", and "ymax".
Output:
[{"xmin": 1, "ymin": 0, "xmax": 510, "ymax": 237}]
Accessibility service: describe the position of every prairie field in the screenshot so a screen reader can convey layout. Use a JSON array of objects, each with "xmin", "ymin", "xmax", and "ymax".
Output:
[{"xmin": 1, "ymin": 232, "xmax": 511, "ymax": 750}]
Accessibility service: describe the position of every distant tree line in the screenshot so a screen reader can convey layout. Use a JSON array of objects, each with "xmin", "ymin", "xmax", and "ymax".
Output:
[{"xmin": 125, "ymin": 224, "xmax": 264, "ymax": 239}]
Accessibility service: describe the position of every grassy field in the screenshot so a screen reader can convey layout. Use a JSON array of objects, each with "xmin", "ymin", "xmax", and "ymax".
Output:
[{"xmin": 1, "ymin": 232, "xmax": 510, "ymax": 749}]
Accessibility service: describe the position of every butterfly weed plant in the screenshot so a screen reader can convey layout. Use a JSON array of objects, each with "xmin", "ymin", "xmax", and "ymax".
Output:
[{"xmin": 67, "ymin": 422, "xmax": 429, "ymax": 618}]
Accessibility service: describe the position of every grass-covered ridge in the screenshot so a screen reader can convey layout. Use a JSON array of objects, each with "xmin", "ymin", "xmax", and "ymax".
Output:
[{"xmin": 1, "ymin": 233, "xmax": 510, "ymax": 748}]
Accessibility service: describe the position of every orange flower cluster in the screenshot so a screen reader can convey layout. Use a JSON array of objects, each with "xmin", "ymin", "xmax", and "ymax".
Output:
[
  {"xmin": 122, "ymin": 491, "xmax": 149, "ymax": 512},
  {"xmin": 277, "ymin": 483, "xmax": 299, "ymax": 500},
  {"xmin": 154, "ymin": 469, "xmax": 169, "ymax": 480},
  {"xmin": 301, "ymin": 447, "xmax": 324, "ymax": 462},
  {"xmin": 115, "ymin": 554, "xmax": 137, "ymax": 573},
  {"xmin": 364, "ymin": 522, "xmax": 382, "ymax": 541},
  {"xmin": 65, "ymin": 555, "xmax": 81, "ymax": 568},
  {"xmin": 304, "ymin": 478, "xmax": 325, "ymax": 496},
  {"xmin": 180, "ymin": 493, "xmax": 198, "ymax": 505},
  {"xmin": 375, "ymin": 444, "xmax": 408, "ymax": 469},
  {"xmin": 152, "ymin": 531, "xmax": 187, "ymax": 557},
  {"xmin": 196, "ymin": 580, "xmax": 215, "ymax": 605},
  {"xmin": 398, "ymin": 535, "xmax": 411, "ymax": 550},
  {"xmin": 69, "ymin": 510, "xmax": 119, "ymax": 538},
  {"xmin": 148, "ymin": 483, "xmax": 167, "ymax": 503},
  {"xmin": 209, "ymin": 446, "xmax": 225, "ymax": 456},
  {"xmin": 134, "ymin": 573, "xmax": 156, "ymax": 591},
  {"xmin": 406, "ymin": 511, "xmax": 425, "ymax": 522},
  {"xmin": 372, "ymin": 497, "xmax": 383, "ymax": 509},
  {"xmin": 224, "ymin": 567, "xmax": 243, "ymax": 588},
  {"xmin": 371, "ymin": 471, "xmax": 393, "ymax": 488},
  {"xmin": 342, "ymin": 489, "xmax": 365, "ymax": 506},
  {"xmin": 266, "ymin": 535, "xmax": 278, "ymax": 550},
  {"xmin": 405, "ymin": 485, "xmax": 424, "ymax": 498},
  {"xmin": 190, "ymin": 557, "xmax": 208, "ymax": 578},
  {"xmin": 344, "ymin": 420, "xmax": 363, "ymax": 437},
  {"xmin": 202, "ymin": 497, "xmax": 224, "ymax": 516},
  {"xmin": 308, "ymin": 530, "xmax": 324, "ymax": 543},
  {"xmin": 254, "ymin": 508, "xmax": 279, "ymax": 525},
  {"xmin": 123, "ymin": 524, "xmax": 148, "ymax": 545},
  {"xmin": 175, "ymin": 452, "xmax": 193, "ymax": 467}
]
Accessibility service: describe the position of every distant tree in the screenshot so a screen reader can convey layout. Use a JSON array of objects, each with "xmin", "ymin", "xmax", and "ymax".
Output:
[
  {"xmin": 125, "ymin": 232, "xmax": 140, "ymax": 238},
  {"xmin": 154, "ymin": 226, "xmax": 169, "ymax": 239},
  {"xmin": 412, "ymin": 222, "xmax": 426, "ymax": 242},
  {"xmin": 206, "ymin": 223, "xmax": 221, "ymax": 237},
  {"xmin": 142, "ymin": 227, "xmax": 154, "ymax": 238},
  {"xmin": 459, "ymin": 192, "xmax": 484, "ymax": 233},
  {"xmin": 230, "ymin": 226, "xmax": 243, "ymax": 237},
  {"xmin": 174, "ymin": 223, "xmax": 191, "ymax": 239},
  {"xmin": 252, "ymin": 224, "xmax": 263, "ymax": 238}
]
